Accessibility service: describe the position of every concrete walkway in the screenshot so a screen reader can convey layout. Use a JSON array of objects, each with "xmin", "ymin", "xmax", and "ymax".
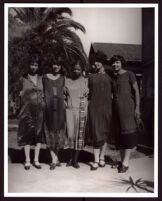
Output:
[
  {"xmin": 8, "ymin": 157, "xmax": 154, "ymax": 194},
  {"xmin": 7, "ymin": 119, "xmax": 155, "ymax": 195}
]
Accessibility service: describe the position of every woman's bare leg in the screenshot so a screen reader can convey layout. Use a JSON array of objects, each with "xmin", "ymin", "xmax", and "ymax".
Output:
[
  {"xmin": 100, "ymin": 143, "xmax": 107, "ymax": 161},
  {"xmin": 50, "ymin": 150, "xmax": 58, "ymax": 164},
  {"xmin": 34, "ymin": 143, "xmax": 41, "ymax": 165},
  {"xmin": 92, "ymin": 148, "xmax": 100, "ymax": 168},
  {"xmin": 120, "ymin": 149, "xmax": 125, "ymax": 163},
  {"xmin": 122, "ymin": 149, "xmax": 132, "ymax": 167},
  {"xmin": 24, "ymin": 145, "xmax": 30, "ymax": 165},
  {"xmin": 99, "ymin": 143, "xmax": 107, "ymax": 166}
]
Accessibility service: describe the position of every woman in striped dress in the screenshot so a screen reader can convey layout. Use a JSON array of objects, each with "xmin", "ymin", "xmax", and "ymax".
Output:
[{"xmin": 65, "ymin": 61, "xmax": 88, "ymax": 168}]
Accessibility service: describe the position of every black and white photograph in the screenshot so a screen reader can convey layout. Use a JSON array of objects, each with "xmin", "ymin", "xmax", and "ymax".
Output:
[{"xmin": 4, "ymin": 3, "xmax": 158, "ymax": 197}]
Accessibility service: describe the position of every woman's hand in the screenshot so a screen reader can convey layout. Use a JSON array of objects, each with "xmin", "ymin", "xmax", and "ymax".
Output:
[{"xmin": 135, "ymin": 107, "xmax": 140, "ymax": 120}]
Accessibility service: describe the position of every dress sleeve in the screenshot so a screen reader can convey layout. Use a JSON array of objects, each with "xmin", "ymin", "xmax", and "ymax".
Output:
[
  {"xmin": 64, "ymin": 77, "xmax": 69, "ymax": 100},
  {"xmin": 87, "ymin": 74, "xmax": 91, "ymax": 100},
  {"xmin": 17, "ymin": 77, "xmax": 23, "ymax": 96},
  {"xmin": 64, "ymin": 77, "xmax": 68, "ymax": 92},
  {"xmin": 128, "ymin": 71, "xmax": 137, "ymax": 85},
  {"xmin": 84, "ymin": 78, "xmax": 89, "ymax": 97}
]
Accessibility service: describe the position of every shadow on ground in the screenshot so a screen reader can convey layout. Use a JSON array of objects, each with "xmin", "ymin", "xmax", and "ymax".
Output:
[
  {"xmin": 112, "ymin": 176, "xmax": 154, "ymax": 193},
  {"xmin": 8, "ymin": 148, "xmax": 116, "ymax": 166}
]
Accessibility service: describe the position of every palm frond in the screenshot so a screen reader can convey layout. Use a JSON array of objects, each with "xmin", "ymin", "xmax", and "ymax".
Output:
[
  {"xmin": 42, "ymin": 7, "xmax": 72, "ymax": 22},
  {"xmin": 50, "ymin": 27, "xmax": 84, "ymax": 50},
  {"xmin": 8, "ymin": 6, "xmax": 88, "ymax": 88},
  {"xmin": 53, "ymin": 18, "xmax": 86, "ymax": 33},
  {"xmin": 12, "ymin": 8, "xmax": 29, "ymax": 24}
]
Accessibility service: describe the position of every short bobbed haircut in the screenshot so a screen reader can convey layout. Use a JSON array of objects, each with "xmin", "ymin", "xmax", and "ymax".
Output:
[
  {"xmin": 22, "ymin": 55, "xmax": 41, "ymax": 77},
  {"xmin": 110, "ymin": 55, "xmax": 126, "ymax": 68},
  {"xmin": 47, "ymin": 56, "xmax": 68, "ymax": 76},
  {"xmin": 28, "ymin": 55, "xmax": 41, "ymax": 66},
  {"xmin": 73, "ymin": 60, "xmax": 84, "ymax": 71},
  {"xmin": 94, "ymin": 51, "xmax": 107, "ymax": 65}
]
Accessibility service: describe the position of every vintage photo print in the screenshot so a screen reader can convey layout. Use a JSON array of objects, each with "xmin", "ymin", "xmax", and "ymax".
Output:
[{"xmin": 4, "ymin": 3, "xmax": 158, "ymax": 198}]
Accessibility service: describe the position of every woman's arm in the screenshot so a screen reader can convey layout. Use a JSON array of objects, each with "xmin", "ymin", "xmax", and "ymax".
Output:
[
  {"xmin": 64, "ymin": 77, "xmax": 70, "ymax": 108},
  {"xmin": 132, "ymin": 81, "xmax": 140, "ymax": 119}
]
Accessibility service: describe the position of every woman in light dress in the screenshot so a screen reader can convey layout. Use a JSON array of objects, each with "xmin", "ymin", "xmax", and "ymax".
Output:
[{"xmin": 65, "ymin": 61, "xmax": 88, "ymax": 168}]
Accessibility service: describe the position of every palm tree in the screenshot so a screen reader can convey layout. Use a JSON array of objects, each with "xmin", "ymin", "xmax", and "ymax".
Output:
[
  {"xmin": 8, "ymin": 7, "xmax": 88, "ymax": 109},
  {"xmin": 8, "ymin": 7, "xmax": 73, "ymax": 37},
  {"xmin": 33, "ymin": 15, "xmax": 88, "ymax": 73}
]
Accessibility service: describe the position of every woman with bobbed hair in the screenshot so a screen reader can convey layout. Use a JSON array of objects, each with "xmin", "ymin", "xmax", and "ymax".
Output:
[
  {"xmin": 65, "ymin": 60, "xmax": 89, "ymax": 168},
  {"xmin": 110, "ymin": 55, "xmax": 140, "ymax": 173},
  {"xmin": 17, "ymin": 55, "xmax": 45, "ymax": 170},
  {"xmin": 43, "ymin": 57, "xmax": 66, "ymax": 170},
  {"xmin": 88, "ymin": 51, "xmax": 112, "ymax": 170}
]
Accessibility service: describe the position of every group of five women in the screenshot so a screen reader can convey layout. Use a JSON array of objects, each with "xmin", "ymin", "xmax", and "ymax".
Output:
[{"xmin": 17, "ymin": 51, "xmax": 140, "ymax": 173}]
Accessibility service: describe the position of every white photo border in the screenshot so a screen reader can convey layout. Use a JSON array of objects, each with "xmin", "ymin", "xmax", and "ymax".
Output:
[{"xmin": 4, "ymin": 3, "xmax": 158, "ymax": 198}]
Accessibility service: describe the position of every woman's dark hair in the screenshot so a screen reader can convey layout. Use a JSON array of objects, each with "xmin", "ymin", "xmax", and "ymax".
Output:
[
  {"xmin": 110, "ymin": 55, "xmax": 126, "ymax": 67},
  {"xmin": 47, "ymin": 56, "xmax": 68, "ymax": 76},
  {"xmin": 73, "ymin": 60, "xmax": 84, "ymax": 71},
  {"xmin": 28, "ymin": 55, "xmax": 41, "ymax": 66},
  {"xmin": 94, "ymin": 51, "xmax": 107, "ymax": 64},
  {"xmin": 23, "ymin": 54, "xmax": 41, "ymax": 77},
  {"xmin": 48, "ymin": 56, "xmax": 63, "ymax": 67},
  {"xmin": 28, "ymin": 55, "xmax": 41, "ymax": 70}
]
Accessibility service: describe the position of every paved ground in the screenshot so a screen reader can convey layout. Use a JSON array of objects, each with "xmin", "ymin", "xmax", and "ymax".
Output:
[
  {"xmin": 7, "ymin": 119, "xmax": 155, "ymax": 195},
  {"xmin": 8, "ymin": 157, "xmax": 154, "ymax": 194}
]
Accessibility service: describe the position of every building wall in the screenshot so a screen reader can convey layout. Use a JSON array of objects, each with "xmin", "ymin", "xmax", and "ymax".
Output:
[{"xmin": 139, "ymin": 8, "xmax": 155, "ymax": 148}]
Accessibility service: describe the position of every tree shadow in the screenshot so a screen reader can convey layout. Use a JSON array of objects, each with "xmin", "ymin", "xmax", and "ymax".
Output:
[{"xmin": 113, "ymin": 176, "xmax": 154, "ymax": 193}]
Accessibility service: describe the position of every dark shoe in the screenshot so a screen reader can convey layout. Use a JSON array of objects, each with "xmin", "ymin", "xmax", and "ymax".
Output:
[
  {"xmin": 49, "ymin": 163, "xmax": 56, "ymax": 170},
  {"xmin": 24, "ymin": 162, "xmax": 30, "ymax": 170},
  {"xmin": 118, "ymin": 164, "xmax": 129, "ymax": 173},
  {"xmin": 110, "ymin": 161, "xmax": 118, "ymax": 169},
  {"xmin": 99, "ymin": 159, "xmax": 106, "ymax": 168},
  {"xmin": 56, "ymin": 160, "xmax": 61, "ymax": 167},
  {"xmin": 116, "ymin": 161, "xmax": 122, "ymax": 169},
  {"xmin": 66, "ymin": 159, "xmax": 73, "ymax": 167},
  {"xmin": 91, "ymin": 162, "xmax": 99, "ymax": 171},
  {"xmin": 118, "ymin": 161, "xmax": 122, "ymax": 168},
  {"xmin": 73, "ymin": 162, "xmax": 80, "ymax": 169},
  {"xmin": 33, "ymin": 161, "xmax": 42, "ymax": 169}
]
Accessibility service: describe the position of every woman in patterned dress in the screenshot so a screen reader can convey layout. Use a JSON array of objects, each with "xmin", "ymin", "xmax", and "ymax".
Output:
[
  {"xmin": 17, "ymin": 56, "xmax": 45, "ymax": 170},
  {"xmin": 65, "ymin": 61, "xmax": 88, "ymax": 168},
  {"xmin": 43, "ymin": 58, "xmax": 66, "ymax": 170},
  {"xmin": 110, "ymin": 55, "xmax": 140, "ymax": 173}
]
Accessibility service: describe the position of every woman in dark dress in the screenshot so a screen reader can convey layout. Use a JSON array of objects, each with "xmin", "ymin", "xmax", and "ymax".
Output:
[
  {"xmin": 110, "ymin": 55, "xmax": 140, "ymax": 173},
  {"xmin": 43, "ymin": 58, "xmax": 66, "ymax": 170},
  {"xmin": 17, "ymin": 56, "xmax": 45, "ymax": 170},
  {"xmin": 88, "ymin": 51, "xmax": 112, "ymax": 170}
]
